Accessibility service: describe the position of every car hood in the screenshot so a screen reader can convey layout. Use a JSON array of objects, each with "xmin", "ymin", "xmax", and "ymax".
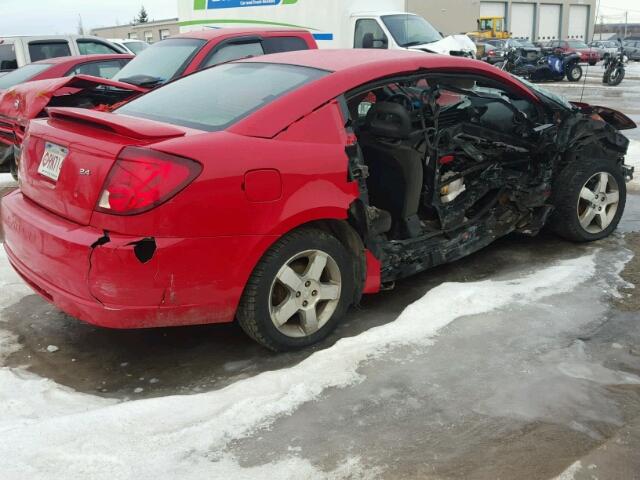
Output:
[
  {"xmin": 571, "ymin": 101, "xmax": 637, "ymax": 130},
  {"xmin": 0, "ymin": 74, "xmax": 147, "ymax": 125},
  {"xmin": 408, "ymin": 35, "xmax": 477, "ymax": 56}
]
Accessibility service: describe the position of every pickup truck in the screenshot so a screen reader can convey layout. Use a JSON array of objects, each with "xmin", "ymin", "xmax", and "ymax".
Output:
[
  {"xmin": 0, "ymin": 28, "xmax": 318, "ymax": 178},
  {"xmin": 0, "ymin": 35, "xmax": 124, "ymax": 74}
]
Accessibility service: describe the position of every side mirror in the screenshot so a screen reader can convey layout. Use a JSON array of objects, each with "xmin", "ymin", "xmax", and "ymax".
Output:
[
  {"xmin": 362, "ymin": 33, "xmax": 375, "ymax": 49},
  {"xmin": 362, "ymin": 32, "xmax": 387, "ymax": 49}
]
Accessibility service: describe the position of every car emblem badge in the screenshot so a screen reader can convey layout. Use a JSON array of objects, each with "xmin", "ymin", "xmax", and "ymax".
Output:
[{"xmin": 13, "ymin": 99, "xmax": 20, "ymax": 110}]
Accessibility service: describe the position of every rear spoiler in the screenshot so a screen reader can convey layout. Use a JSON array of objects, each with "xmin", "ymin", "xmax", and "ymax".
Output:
[{"xmin": 46, "ymin": 107, "xmax": 187, "ymax": 140}]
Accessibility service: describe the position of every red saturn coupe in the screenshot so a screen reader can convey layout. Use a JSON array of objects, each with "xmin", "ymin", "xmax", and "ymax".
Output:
[{"xmin": 2, "ymin": 49, "xmax": 635, "ymax": 351}]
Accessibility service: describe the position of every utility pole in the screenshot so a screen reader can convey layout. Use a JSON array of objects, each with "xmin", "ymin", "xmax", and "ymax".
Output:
[{"xmin": 624, "ymin": 11, "xmax": 628, "ymax": 39}]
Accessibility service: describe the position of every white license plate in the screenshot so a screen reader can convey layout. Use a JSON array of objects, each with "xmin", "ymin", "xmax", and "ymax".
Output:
[{"xmin": 38, "ymin": 142, "xmax": 68, "ymax": 182}]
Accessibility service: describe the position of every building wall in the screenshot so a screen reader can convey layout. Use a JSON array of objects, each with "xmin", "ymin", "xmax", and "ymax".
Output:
[
  {"xmin": 91, "ymin": 19, "xmax": 180, "ymax": 43},
  {"xmin": 408, "ymin": 0, "xmax": 481, "ymax": 35},
  {"xmin": 410, "ymin": 0, "xmax": 595, "ymax": 40}
]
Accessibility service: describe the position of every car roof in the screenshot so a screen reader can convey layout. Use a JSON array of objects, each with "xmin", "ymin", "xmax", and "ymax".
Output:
[
  {"xmin": 230, "ymin": 49, "xmax": 540, "ymax": 138},
  {"xmin": 32, "ymin": 54, "xmax": 133, "ymax": 65},
  {"xmin": 174, "ymin": 27, "xmax": 310, "ymax": 41}
]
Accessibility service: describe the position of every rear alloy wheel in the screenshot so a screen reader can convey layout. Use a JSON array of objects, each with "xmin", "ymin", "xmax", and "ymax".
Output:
[
  {"xmin": 237, "ymin": 228, "xmax": 354, "ymax": 351},
  {"xmin": 550, "ymin": 157, "xmax": 626, "ymax": 242}
]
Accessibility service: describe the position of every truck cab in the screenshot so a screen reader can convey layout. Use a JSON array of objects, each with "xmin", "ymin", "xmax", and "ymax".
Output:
[
  {"xmin": 0, "ymin": 36, "xmax": 124, "ymax": 75},
  {"xmin": 351, "ymin": 12, "xmax": 475, "ymax": 57},
  {"xmin": 177, "ymin": 0, "xmax": 476, "ymax": 58}
]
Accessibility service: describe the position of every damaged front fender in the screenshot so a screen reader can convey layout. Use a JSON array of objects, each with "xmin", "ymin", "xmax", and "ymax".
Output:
[{"xmin": 570, "ymin": 102, "xmax": 637, "ymax": 131}]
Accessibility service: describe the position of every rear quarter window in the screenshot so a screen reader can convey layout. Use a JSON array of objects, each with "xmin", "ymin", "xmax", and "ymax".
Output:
[
  {"xmin": 262, "ymin": 36, "xmax": 310, "ymax": 54},
  {"xmin": 28, "ymin": 41, "xmax": 71, "ymax": 62},
  {"xmin": 117, "ymin": 62, "xmax": 328, "ymax": 131},
  {"xmin": 0, "ymin": 43, "xmax": 18, "ymax": 71}
]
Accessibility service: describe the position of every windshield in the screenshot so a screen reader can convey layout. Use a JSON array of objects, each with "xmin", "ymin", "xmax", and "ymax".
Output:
[
  {"xmin": 125, "ymin": 41, "xmax": 148, "ymax": 55},
  {"xmin": 113, "ymin": 38, "xmax": 205, "ymax": 85},
  {"xmin": 117, "ymin": 62, "xmax": 328, "ymax": 131},
  {"xmin": 0, "ymin": 63, "xmax": 51, "ymax": 90},
  {"xmin": 567, "ymin": 41, "xmax": 588, "ymax": 49},
  {"xmin": 381, "ymin": 14, "xmax": 443, "ymax": 47},
  {"xmin": 514, "ymin": 74, "xmax": 573, "ymax": 109}
]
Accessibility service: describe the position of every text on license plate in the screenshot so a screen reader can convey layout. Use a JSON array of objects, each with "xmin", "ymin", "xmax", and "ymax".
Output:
[{"xmin": 38, "ymin": 142, "xmax": 68, "ymax": 182}]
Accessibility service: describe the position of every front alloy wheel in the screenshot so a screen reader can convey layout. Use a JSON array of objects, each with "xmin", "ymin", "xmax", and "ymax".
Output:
[
  {"xmin": 550, "ymin": 156, "xmax": 626, "ymax": 242},
  {"xmin": 578, "ymin": 173, "xmax": 620, "ymax": 234}
]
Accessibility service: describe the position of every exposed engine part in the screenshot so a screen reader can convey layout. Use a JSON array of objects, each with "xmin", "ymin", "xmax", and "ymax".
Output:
[{"xmin": 440, "ymin": 172, "xmax": 466, "ymax": 203}]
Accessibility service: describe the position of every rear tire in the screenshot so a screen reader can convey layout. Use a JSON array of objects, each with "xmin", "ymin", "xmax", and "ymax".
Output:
[
  {"xmin": 237, "ymin": 228, "xmax": 355, "ymax": 351},
  {"xmin": 549, "ymin": 157, "xmax": 626, "ymax": 242},
  {"xmin": 567, "ymin": 64, "xmax": 583, "ymax": 82}
]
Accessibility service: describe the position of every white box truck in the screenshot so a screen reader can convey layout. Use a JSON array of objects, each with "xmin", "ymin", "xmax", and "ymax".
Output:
[{"xmin": 178, "ymin": 0, "xmax": 476, "ymax": 57}]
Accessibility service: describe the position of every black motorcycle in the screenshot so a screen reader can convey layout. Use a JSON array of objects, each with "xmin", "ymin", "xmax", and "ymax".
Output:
[
  {"xmin": 497, "ymin": 47, "xmax": 582, "ymax": 82},
  {"xmin": 603, "ymin": 39, "xmax": 626, "ymax": 86}
]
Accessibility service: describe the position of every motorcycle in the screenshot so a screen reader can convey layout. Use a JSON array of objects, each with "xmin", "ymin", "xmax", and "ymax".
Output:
[
  {"xmin": 603, "ymin": 39, "xmax": 627, "ymax": 86},
  {"xmin": 496, "ymin": 47, "xmax": 582, "ymax": 82}
]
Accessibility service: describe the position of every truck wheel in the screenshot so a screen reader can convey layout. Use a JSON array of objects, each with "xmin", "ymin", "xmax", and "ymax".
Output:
[
  {"xmin": 237, "ymin": 228, "xmax": 354, "ymax": 351},
  {"xmin": 567, "ymin": 64, "xmax": 583, "ymax": 82},
  {"xmin": 549, "ymin": 157, "xmax": 626, "ymax": 242}
]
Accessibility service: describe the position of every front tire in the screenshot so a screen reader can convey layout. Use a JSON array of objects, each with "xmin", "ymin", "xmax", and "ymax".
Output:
[
  {"xmin": 237, "ymin": 228, "xmax": 355, "ymax": 351},
  {"xmin": 566, "ymin": 64, "xmax": 583, "ymax": 82},
  {"xmin": 549, "ymin": 157, "xmax": 626, "ymax": 242},
  {"xmin": 607, "ymin": 66, "xmax": 625, "ymax": 86}
]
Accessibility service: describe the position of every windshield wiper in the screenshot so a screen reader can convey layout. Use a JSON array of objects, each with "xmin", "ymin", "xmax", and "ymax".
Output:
[
  {"xmin": 402, "ymin": 41, "xmax": 428, "ymax": 47},
  {"xmin": 117, "ymin": 75, "xmax": 165, "ymax": 88}
]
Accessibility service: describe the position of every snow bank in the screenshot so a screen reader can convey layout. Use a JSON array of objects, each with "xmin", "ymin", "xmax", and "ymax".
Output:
[
  {"xmin": 0, "ymin": 173, "xmax": 16, "ymax": 189},
  {"xmin": 0, "ymin": 253, "xmax": 597, "ymax": 480}
]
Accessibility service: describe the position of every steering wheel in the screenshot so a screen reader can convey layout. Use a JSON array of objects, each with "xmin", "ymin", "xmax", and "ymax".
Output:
[{"xmin": 387, "ymin": 93, "xmax": 414, "ymax": 111}]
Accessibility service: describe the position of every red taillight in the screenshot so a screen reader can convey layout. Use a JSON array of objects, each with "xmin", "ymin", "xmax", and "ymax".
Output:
[{"xmin": 96, "ymin": 147, "xmax": 202, "ymax": 215}]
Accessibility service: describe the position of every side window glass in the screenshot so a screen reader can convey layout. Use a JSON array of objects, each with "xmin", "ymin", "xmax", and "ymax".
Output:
[
  {"xmin": 28, "ymin": 41, "xmax": 71, "ymax": 62},
  {"xmin": 262, "ymin": 37, "xmax": 308, "ymax": 54},
  {"xmin": 354, "ymin": 19, "xmax": 388, "ymax": 49},
  {"xmin": 202, "ymin": 41, "xmax": 264, "ymax": 68},
  {"xmin": 69, "ymin": 60, "xmax": 125, "ymax": 79},
  {"xmin": 77, "ymin": 40, "xmax": 119, "ymax": 55},
  {"xmin": 0, "ymin": 44, "xmax": 18, "ymax": 71}
]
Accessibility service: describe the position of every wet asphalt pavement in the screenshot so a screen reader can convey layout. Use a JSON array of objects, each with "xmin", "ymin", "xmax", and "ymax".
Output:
[{"xmin": 2, "ymin": 64, "xmax": 640, "ymax": 479}]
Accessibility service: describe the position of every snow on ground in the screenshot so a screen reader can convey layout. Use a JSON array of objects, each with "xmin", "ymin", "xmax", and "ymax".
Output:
[
  {"xmin": 0, "ymin": 243, "xmax": 600, "ymax": 479},
  {"xmin": 0, "ymin": 173, "xmax": 16, "ymax": 189}
]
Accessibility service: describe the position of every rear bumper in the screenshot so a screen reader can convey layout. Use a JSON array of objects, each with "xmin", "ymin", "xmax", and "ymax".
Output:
[{"xmin": 2, "ymin": 191, "xmax": 276, "ymax": 329}]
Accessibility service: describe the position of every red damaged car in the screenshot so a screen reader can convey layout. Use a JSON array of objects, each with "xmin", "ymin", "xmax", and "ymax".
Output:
[{"xmin": 2, "ymin": 50, "xmax": 635, "ymax": 351}]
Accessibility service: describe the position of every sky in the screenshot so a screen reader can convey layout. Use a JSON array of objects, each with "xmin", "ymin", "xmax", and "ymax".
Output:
[
  {"xmin": 0, "ymin": 0, "xmax": 639, "ymax": 36},
  {"xmin": 0, "ymin": 0, "xmax": 179, "ymax": 36}
]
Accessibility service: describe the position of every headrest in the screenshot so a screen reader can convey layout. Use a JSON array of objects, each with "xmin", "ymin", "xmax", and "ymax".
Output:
[{"xmin": 364, "ymin": 101, "xmax": 412, "ymax": 140}]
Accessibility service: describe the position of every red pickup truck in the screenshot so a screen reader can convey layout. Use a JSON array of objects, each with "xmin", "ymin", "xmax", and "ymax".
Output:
[
  {"xmin": 546, "ymin": 39, "xmax": 601, "ymax": 66},
  {"xmin": 0, "ymin": 28, "xmax": 317, "ymax": 178}
]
